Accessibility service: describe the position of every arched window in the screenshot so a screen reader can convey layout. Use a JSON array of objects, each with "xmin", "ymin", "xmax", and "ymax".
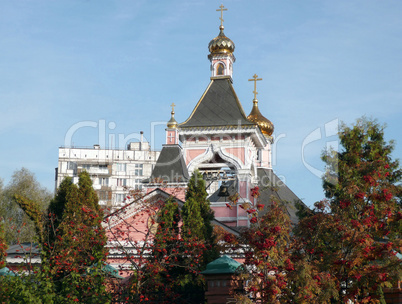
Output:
[{"xmin": 216, "ymin": 63, "xmax": 224, "ymax": 75}]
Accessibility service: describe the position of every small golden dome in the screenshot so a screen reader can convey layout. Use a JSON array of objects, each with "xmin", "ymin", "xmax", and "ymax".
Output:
[
  {"xmin": 247, "ymin": 99, "xmax": 274, "ymax": 136},
  {"xmin": 167, "ymin": 109, "xmax": 178, "ymax": 129},
  {"xmin": 208, "ymin": 25, "xmax": 235, "ymax": 55}
]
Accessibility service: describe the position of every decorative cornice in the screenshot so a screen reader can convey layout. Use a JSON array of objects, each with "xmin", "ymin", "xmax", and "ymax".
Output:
[
  {"xmin": 179, "ymin": 126, "xmax": 269, "ymax": 148},
  {"xmin": 210, "ymin": 75, "xmax": 232, "ymax": 80},
  {"xmin": 179, "ymin": 125, "xmax": 257, "ymax": 133}
]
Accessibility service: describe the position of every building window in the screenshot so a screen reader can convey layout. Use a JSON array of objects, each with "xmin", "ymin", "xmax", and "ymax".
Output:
[
  {"xmin": 67, "ymin": 162, "xmax": 77, "ymax": 170},
  {"xmin": 82, "ymin": 164, "xmax": 91, "ymax": 170},
  {"xmin": 117, "ymin": 178, "xmax": 127, "ymax": 187},
  {"xmin": 216, "ymin": 63, "xmax": 224, "ymax": 75},
  {"xmin": 98, "ymin": 191, "xmax": 110, "ymax": 201},
  {"xmin": 116, "ymin": 163, "xmax": 126, "ymax": 172},
  {"xmin": 257, "ymin": 149, "xmax": 262, "ymax": 161},
  {"xmin": 100, "ymin": 177, "xmax": 109, "ymax": 186},
  {"xmin": 135, "ymin": 179, "xmax": 143, "ymax": 190},
  {"xmin": 134, "ymin": 164, "xmax": 143, "ymax": 176},
  {"xmin": 116, "ymin": 193, "xmax": 126, "ymax": 203}
]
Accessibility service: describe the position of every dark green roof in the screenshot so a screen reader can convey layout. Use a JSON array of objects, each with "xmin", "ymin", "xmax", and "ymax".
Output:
[
  {"xmin": 0, "ymin": 267, "xmax": 16, "ymax": 276},
  {"xmin": 88, "ymin": 263, "xmax": 123, "ymax": 279},
  {"xmin": 144, "ymin": 145, "xmax": 189, "ymax": 183},
  {"xmin": 180, "ymin": 78, "xmax": 255, "ymax": 128},
  {"xmin": 201, "ymin": 255, "xmax": 241, "ymax": 275},
  {"xmin": 101, "ymin": 264, "xmax": 123, "ymax": 279}
]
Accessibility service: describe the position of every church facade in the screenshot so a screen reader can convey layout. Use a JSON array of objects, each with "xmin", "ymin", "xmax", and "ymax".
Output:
[
  {"xmin": 103, "ymin": 6, "xmax": 306, "ymax": 276},
  {"xmin": 142, "ymin": 11, "xmax": 304, "ymax": 228}
]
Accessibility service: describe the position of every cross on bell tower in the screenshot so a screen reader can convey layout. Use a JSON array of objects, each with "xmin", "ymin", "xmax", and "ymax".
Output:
[
  {"xmin": 217, "ymin": 4, "xmax": 227, "ymax": 28},
  {"xmin": 208, "ymin": 5, "xmax": 236, "ymax": 80}
]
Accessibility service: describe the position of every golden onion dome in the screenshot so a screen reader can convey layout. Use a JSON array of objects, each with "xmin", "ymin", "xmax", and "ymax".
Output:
[
  {"xmin": 167, "ymin": 103, "xmax": 178, "ymax": 129},
  {"xmin": 167, "ymin": 110, "xmax": 178, "ymax": 129},
  {"xmin": 247, "ymin": 99, "xmax": 274, "ymax": 136},
  {"xmin": 208, "ymin": 25, "xmax": 235, "ymax": 55}
]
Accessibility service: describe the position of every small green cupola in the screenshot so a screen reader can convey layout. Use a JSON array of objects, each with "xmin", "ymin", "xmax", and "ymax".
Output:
[
  {"xmin": 201, "ymin": 255, "xmax": 243, "ymax": 304},
  {"xmin": 201, "ymin": 255, "xmax": 241, "ymax": 275}
]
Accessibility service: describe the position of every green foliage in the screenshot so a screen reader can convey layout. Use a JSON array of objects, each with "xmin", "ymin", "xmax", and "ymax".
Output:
[
  {"xmin": 181, "ymin": 197, "xmax": 204, "ymax": 240},
  {"xmin": 0, "ymin": 273, "xmax": 54, "ymax": 304},
  {"xmin": 13, "ymin": 195, "xmax": 45, "ymax": 245},
  {"xmin": 182, "ymin": 170, "xmax": 219, "ymax": 266},
  {"xmin": 0, "ymin": 168, "xmax": 52, "ymax": 244},
  {"xmin": 153, "ymin": 198, "xmax": 180, "ymax": 249},
  {"xmin": 47, "ymin": 177, "xmax": 72, "ymax": 228}
]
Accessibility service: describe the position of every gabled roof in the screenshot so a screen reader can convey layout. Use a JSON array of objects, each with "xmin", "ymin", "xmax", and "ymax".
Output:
[
  {"xmin": 104, "ymin": 188, "xmax": 240, "ymax": 236},
  {"xmin": 104, "ymin": 188, "xmax": 179, "ymax": 227},
  {"xmin": 208, "ymin": 169, "xmax": 307, "ymax": 225},
  {"xmin": 179, "ymin": 77, "xmax": 255, "ymax": 128},
  {"xmin": 257, "ymin": 168, "xmax": 307, "ymax": 224},
  {"xmin": 143, "ymin": 145, "xmax": 189, "ymax": 184}
]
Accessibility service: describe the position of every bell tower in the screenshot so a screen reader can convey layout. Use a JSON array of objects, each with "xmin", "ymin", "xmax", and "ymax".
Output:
[
  {"xmin": 166, "ymin": 103, "xmax": 179, "ymax": 145},
  {"xmin": 208, "ymin": 5, "xmax": 236, "ymax": 79}
]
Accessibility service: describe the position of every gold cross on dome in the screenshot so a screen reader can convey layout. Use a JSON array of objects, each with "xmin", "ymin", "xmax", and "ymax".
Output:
[
  {"xmin": 248, "ymin": 74, "xmax": 262, "ymax": 100},
  {"xmin": 170, "ymin": 103, "xmax": 176, "ymax": 113},
  {"xmin": 216, "ymin": 4, "xmax": 227, "ymax": 27}
]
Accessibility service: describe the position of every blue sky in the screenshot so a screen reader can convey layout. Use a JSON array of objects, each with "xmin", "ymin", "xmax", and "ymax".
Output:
[{"xmin": 0, "ymin": 0, "xmax": 401, "ymax": 206}]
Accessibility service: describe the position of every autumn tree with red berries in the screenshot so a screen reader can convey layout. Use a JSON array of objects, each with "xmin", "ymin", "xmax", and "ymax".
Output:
[
  {"xmin": 296, "ymin": 118, "xmax": 402, "ymax": 303},
  {"xmin": 9, "ymin": 172, "xmax": 110, "ymax": 303},
  {"xmin": 225, "ymin": 118, "xmax": 401, "ymax": 303}
]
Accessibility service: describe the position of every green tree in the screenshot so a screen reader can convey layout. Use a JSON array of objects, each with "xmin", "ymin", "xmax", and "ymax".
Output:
[
  {"xmin": 181, "ymin": 196, "xmax": 204, "ymax": 240},
  {"xmin": 153, "ymin": 198, "xmax": 181, "ymax": 254},
  {"xmin": 182, "ymin": 170, "xmax": 219, "ymax": 266},
  {"xmin": 0, "ymin": 168, "xmax": 51, "ymax": 244},
  {"xmin": 298, "ymin": 118, "xmax": 402, "ymax": 303}
]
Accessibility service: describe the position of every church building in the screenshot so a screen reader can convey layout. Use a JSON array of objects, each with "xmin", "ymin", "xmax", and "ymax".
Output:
[
  {"xmin": 104, "ymin": 6, "xmax": 306, "ymax": 276},
  {"xmin": 142, "ymin": 7, "xmax": 304, "ymax": 228}
]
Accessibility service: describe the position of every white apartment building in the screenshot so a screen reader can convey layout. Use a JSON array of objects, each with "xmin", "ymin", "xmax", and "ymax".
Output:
[{"xmin": 56, "ymin": 140, "xmax": 160, "ymax": 210}]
